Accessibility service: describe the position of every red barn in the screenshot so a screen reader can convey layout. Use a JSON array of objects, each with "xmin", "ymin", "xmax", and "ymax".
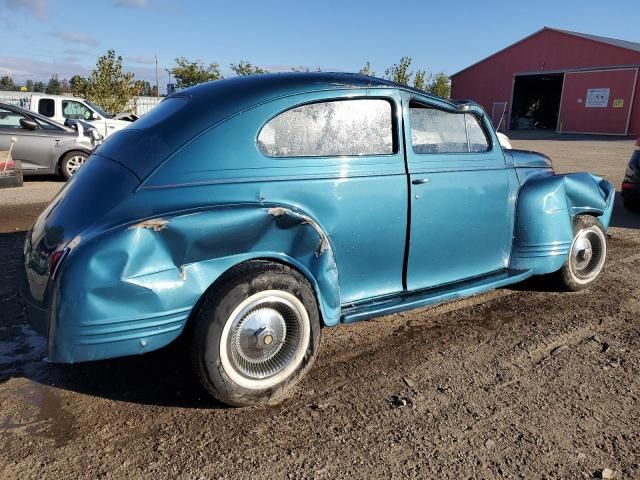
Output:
[{"xmin": 450, "ymin": 27, "xmax": 640, "ymax": 136}]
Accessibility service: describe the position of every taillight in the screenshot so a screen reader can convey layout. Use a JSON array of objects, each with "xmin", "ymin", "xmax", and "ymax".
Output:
[
  {"xmin": 49, "ymin": 248, "xmax": 69, "ymax": 278},
  {"xmin": 622, "ymin": 182, "xmax": 637, "ymax": 190}
]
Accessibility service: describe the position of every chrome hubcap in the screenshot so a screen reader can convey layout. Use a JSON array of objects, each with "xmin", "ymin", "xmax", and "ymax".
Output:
[
  {"xmin": 66, "ymin": 155, "xmax": 86, "ymax": 176},
  {"xmin": 570, "ymin": 227, "xmax": 605, "ymax": 281},
  {"xmin": 222, "ymin": 291, "xmax": 308, "ymax": 386}
]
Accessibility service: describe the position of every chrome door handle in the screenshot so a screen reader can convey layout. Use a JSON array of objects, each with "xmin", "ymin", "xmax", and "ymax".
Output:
[{"xmin": 412, "ymin": 178, "xmax": 430, "ymax": 185}]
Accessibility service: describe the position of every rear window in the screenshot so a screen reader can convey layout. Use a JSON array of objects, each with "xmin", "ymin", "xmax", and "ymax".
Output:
[
  {"xmin": 38, "ymin": 98, "xmax": 55, "ymax": 117},
  {"xmin": 258, "ymin": 99, "xmax": 394, "ymax": 157},
  {"xmin": 410, "ymin": 104, "xmax": 490, "ymax": 154}
]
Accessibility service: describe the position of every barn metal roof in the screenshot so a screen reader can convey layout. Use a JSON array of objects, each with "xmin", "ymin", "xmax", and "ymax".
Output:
[
  {"xmin": 451, "ymin": 27, "xmax": 640, "ymax": 78},
  {"xmin": 553, "ymin": 28, "xmax": 640, "ymax": 54}
]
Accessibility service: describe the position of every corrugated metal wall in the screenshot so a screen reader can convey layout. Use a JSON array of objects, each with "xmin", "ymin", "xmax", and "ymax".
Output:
[{"xmin": 559, "ymin": 68, "xmax": 638, "ymax": 134}]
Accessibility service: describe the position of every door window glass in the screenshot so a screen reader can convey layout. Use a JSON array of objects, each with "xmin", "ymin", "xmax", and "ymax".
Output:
[
  {"xmin": 62, "ymin": 100, "xmax": 93, "ymax": 120},
  {"xmin": 465, "ymin": 114, "xmax": 490, "ymax": 152},
  {"xmin": 410, "ymin": 104, "xmax": 491, "ymax": 154},
  {"xmin": 0, "ymin": 108, "xmax": 26, "ymax": 128}
]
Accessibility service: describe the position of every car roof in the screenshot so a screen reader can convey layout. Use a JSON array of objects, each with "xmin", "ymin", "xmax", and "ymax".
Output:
[
  {"xmin": 171, "ymin": 72, "xmax": 457, "ymax": 109},
  {"xmin": 0, "ymin": 100, "xmax": 73, "ymax": 131}
]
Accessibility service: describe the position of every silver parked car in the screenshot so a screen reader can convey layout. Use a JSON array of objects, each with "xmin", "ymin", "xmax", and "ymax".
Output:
[{"xmin": 0, "ymin": 102, "xmax": 101, "ymax": 179}]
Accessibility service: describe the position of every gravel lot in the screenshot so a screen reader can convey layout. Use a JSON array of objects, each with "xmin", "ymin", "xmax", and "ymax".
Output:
[{"xmin": 1, "ymin": 133, "xmax": 639, "ymax": 479}]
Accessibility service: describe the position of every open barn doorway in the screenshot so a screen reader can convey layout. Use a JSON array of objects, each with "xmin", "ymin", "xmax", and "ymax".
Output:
[{"xmin": 510, "ymin": 73, "xmax": 564, "ymax": 130}]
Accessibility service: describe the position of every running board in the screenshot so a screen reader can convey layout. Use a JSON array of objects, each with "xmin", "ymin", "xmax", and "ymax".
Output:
[{"xmin": 340, "ymin": 269, "xmax": 533, "ymax": 324}]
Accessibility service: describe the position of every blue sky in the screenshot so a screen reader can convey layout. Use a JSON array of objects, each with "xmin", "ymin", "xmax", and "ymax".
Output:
[{"xmin": 0, "ymin": 0, "xmax": 638, "ymax": 93}]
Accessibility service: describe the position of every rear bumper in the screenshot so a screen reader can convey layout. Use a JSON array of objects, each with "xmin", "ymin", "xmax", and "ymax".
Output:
[{"xmin": 621, "ymin": 184, "xmax": 640, "ymax": 203}]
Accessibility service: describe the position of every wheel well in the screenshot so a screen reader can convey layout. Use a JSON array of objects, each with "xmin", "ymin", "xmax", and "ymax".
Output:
[
  {"xmin": 181, "ymin": 258, "xmax": 325, "ymax": 339},
  {"xmin": 57, "ymin": 149, "xmax": 90, "ymax": 173}
]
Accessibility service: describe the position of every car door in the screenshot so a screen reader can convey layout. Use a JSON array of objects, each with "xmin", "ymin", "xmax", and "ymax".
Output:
[
  {"xmin": 403, "ymin": 94, "xmax": 516, "ymax": 291},
  {"xmin": 0, "ymin": 106, "xmax": 53, "ymax": 172}
]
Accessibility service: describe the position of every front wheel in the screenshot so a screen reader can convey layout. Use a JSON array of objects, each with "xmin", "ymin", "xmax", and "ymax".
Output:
[
  {"xmin": 60, "ymin": 151, "xmax": 88, "ymax": 180},
  {"xmin": 556, "ymin": 215, "xmax": 607, "ymax": 291},
  {"xmin": 191, "ymin": 261, "xmax": 322, "ymax": 407}
]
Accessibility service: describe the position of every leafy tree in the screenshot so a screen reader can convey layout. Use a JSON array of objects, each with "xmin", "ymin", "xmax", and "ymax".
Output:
[
  {"xmin": 384, "ymin": 56, "xmax": 412, "ymax": 85},
  {"xmin": 413, "ymin": 70, "xmax": 428, "ymax": 91},
  {"xmin": 33, "ymin": 81, "xmax": 46, "ymax": 92},
  {"xmin": 69, "ymin": 75, "xmax": 86, "ymax": 95},
  {"xmin": 171, "ymin": 57, "xmax": 222, "ymax": 89},
  {"xmin": 46, "ymin": 75, "xmax": 62, "ymax": 94},
  {"xmin": 138, "ymin": 81, "xmax": 158, "ymax": 96},
  {"xmin": 25, "ymin": 80, "xmax": 34, "ymax": 92},
  {"xmin": 359, "ymin": 62, "xmax": 375, "ymax": 77},
  {"xmin": 427, "ymin": 72, "xmax": 451, "ymax": 98},
  {"xmin": 0, "ymin": 76, "xmax": 15, "ymax": 91},
  {"xmin": 72, "ymin": 50, "xmax": 140, "ymax": 113},
  {"xmin": 230, "ymin": 61, "xmax": 267, "ymax": 76}
]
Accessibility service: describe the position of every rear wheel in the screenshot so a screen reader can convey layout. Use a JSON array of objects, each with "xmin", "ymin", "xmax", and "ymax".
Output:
[
  {"xmin": 60, "ymin": 151, "xmax": 88, "ymax": 180},
  {"xmin": 556, "ymin": 215, "xmax": 607, "ymax": 291},
  {"xmin": 191, "ymin": 261, "xmax": 322, "ymax": 407}
]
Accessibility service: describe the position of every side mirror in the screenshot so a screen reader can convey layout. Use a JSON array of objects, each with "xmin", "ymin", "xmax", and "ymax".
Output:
[
  {"xmin": 90, "ymin": 112, "xmax": 101, "ymax": 121},
  {"xmin": 20, "ymin": 118, "xmax": 39, "ymax": 130}
]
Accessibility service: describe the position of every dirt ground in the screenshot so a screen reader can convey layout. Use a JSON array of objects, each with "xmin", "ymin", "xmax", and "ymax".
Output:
[{"xmin": 1, "ymin": 134, "xmax": 639, "ymax": 479}]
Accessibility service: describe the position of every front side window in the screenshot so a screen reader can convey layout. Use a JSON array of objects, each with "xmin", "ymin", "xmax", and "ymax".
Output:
[
  {"xmin": 62, "ymin": 100, "xmax": 93, "ymax": 120},
  {"xmin": 38, "ymin": 98, "xmax": 55, "ymax": 117},
  {"xmin": 0, "ymin": 108, "xmax": 27, "ymax": 129},
  {"xmin": 258, "ymin": 99, "xmax": 394, "ymax": 157},
  {"xmin": 410, "ymin": 104, "xmax": 490, "ymax": 154}
]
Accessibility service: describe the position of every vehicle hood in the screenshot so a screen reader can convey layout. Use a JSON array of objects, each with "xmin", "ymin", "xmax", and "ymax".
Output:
[
  {"xmin": 113, "ymin": 112, "xmax": 139, "ymax": 122},
  {"xmin": 506, "ymin": 149, "xmax": 553, "ymax": 169}
]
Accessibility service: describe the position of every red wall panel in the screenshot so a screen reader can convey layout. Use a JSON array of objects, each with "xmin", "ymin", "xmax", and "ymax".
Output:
[
  {"xmin": 559, "ymin": 69, "xmax": 638, "ymax": 134},
  {"xmin": 450, "ymin": 29, "xmax": 640, "ymax": 133}
]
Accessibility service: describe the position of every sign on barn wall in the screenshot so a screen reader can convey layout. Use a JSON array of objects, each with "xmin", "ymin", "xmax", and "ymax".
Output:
[{"xmin": 585, "ymin": 88, "xmax": 610, "ymax": 108}]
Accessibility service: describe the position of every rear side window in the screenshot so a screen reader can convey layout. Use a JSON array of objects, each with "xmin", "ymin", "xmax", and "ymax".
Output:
[
  {"xmin": 410, "ymin": 105, "xmax": 490, "ymax": 154},
  {"xmin": 258, "ymin": 99, "xmax": 394, "ymax": 157},
  {"xmin": 38, "ymin": 98, "xmax": 55, "ymax": 117}
]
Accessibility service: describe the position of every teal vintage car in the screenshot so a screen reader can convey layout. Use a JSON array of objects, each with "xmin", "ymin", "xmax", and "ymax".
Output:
[{"xmin": 23, "ymin": 73, "xmax": 614, "ymax": 406}]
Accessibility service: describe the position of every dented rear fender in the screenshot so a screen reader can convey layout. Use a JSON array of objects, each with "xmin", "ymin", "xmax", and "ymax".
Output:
[{"xmin": 48, "ymin": 203, "xmax": 340, "ymax": 362}]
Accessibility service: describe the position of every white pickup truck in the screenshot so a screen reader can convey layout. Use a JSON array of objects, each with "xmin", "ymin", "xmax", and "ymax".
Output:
[{"xmin": 26, "ymin": 94, "xmax": 136, "ymax": 138}]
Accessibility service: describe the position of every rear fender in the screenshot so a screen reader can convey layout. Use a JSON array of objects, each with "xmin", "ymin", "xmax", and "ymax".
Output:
[
  {"xmin": 51, "ymin": 203, "xmax": 340, "ymax": 362},
  {"xmin": 511, "ymin": 172, "xmax": 614, "ymax": 274}
]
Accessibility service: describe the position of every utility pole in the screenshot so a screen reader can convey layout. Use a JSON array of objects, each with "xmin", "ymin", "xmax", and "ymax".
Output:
[{"xmin": 155, "ymin": 56, "xmax": 159, "ymax": 98}]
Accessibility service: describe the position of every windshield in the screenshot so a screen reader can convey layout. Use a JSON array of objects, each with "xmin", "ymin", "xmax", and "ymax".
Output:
[{"xmin": 85, "ymin": 100, "xmax": 113, "ymax": 119}]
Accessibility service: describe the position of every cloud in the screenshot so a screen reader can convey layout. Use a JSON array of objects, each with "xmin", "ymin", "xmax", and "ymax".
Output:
[
  {"xmin": 0, "ymin": 55, "xmax": 89, "ymax": 80},
  {"xmin": 114, "ymin": 0, "xmax": 148, "ymax": 7},
  {"xmin": 64, "ymin": 48, "xmax": 93, "ymax": 56},
  {"xmin": 126, "ymin": 55, "xmax": 156, "ymax": 65},
  {"xmin": 1, "ymin": 0, "xmax": 48, "ymax": 20},
  {"xmin": 51, "ymin": 31, "xmax": 98, "ymax": 46},
  {"xmin": 0, "ymin": 54, "xmax": 168, "ymax": 89}
]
